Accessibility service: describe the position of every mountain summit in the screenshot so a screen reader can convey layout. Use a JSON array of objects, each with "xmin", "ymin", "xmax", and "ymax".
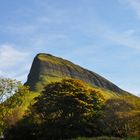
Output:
[{"xmin": 25, "ymin": 53, "xmax": 126, "ymax": 94}]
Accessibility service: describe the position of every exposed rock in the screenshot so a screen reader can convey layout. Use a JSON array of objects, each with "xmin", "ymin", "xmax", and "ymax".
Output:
[{"xmin": 25, "ymin": 53, "xmax": 125, "ymax": 94}]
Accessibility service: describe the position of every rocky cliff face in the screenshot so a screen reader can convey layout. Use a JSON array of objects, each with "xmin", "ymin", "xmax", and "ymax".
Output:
[{"xmin": 25, "ymin": 53, "xmax": 125, "ymax": 94}]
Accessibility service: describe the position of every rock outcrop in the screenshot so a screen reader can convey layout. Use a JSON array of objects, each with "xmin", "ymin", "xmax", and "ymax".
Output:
[{"xmin": 25, "ymin": 53, "xmax": 125, "ymax": 94}]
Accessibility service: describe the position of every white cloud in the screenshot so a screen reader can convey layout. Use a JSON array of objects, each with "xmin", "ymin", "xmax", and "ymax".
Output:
[
  {"xmin": 0, "ymin": 43, "xmax": 31, "ymax": 82},
  {"xmin": 6, "ymin": 25, "xmax": 37, "ymax": 35},
  {"xmin": 105, "ymin": 29, "xmax": 140, "ymax": 50},
  {"xmin": 120, "ymin": 0, "xmax": 140, "ymax": 18},
  {"xmin": 0, "ymin": 70, "xmax": 3, "ymax": 75},
  {"xmin": 37, "ymin": 16, "xmax": 52, "ymax": 24},
  {"xmin": 123, "ymin": 29, "xmax": 136, "ymax": 36},
  {"xmin": 90, "ymin": 24, "xmax": 140, "ymax": 51},
  {"xmin": 0, "ymin": 44, "xmax": 29, "ymax": 67}
]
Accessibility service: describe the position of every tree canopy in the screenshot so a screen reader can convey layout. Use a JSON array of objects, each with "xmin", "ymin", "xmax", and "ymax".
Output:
[
  {"xmin": 0, "ymin": 78, "xmax": 31, "ymax": 137},
  {"xmin": 3, "ymin": 79, "xmax": 140, "ymax": 139},
  {"xmin": 4, "ymin": 79, "xmax": 105, "ymax": 140}
]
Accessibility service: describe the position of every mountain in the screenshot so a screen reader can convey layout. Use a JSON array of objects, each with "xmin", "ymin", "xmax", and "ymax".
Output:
[
  {"xmin": 25, "ymin": 53, "xmax": 128, "ymax": 95},
  {"xmin": 2, "ymin": 53, "xmax": 140, "ymax": 138}
]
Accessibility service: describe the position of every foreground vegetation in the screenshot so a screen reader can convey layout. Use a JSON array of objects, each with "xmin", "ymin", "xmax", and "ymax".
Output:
[
  {"xmin": 0, "ymin": 78, "xmax": 140, "ymax": 139},
  {"xmin": 71, "ymin": 137, "xmax": 139, "ymax": 140}
]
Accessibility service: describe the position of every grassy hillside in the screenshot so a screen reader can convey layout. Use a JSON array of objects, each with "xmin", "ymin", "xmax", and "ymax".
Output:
[
  {"xmin": 2, "ymin": 79, "xmax": 140, "ymax": 139},
  {"xmin": 1, "ymin": 78, "xmax": 140, "ymax": 139},
  {"xmin": 1, "ymin": 54, "xmax": 140, "ymax": 138},
  {"xmin": 26, "ymin": 53, "xmax": 126, "ymax": 94},
  {"xmin": 2, "ymin": 79, "xmax": 140, "ymax": 124}
]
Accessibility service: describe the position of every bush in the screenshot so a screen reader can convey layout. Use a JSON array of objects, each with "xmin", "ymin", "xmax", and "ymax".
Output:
[
  {"xmin": 4, "ymin": 79, "xmax": 105, "ymax": 140},
  {"xmin": 98, "ymin": 98, "xmax": 140, "ymax": 137}
]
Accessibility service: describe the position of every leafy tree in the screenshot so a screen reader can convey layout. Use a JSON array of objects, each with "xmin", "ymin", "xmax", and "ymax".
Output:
[
  {"xmin": 0, "ymin": 78, "xmax": 30, "ymax": 137},
  {"xmin": 98, "ymin": 98, "xmax": 140, "ymax": 137},
  {"xmin": 4, "ymin": 117, "xmax": 37, "ymax": 140},
  {"xmin": 4, "ymin": 79, "xmax": 105, "ymax": 140},
  {"xmin": 32, "ymin": 79, "xmax": 105, "ymax": 139},
  {"xmin": 0, "ymin": 78, "xmax": 20, "ymax": 103}
]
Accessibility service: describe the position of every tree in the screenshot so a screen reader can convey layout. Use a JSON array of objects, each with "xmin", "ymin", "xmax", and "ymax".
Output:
[
  {"xmin": 31, "ymin": 79, "xmax": 105, "ymax": 139},
  {"xmin": 0, "ymin": 78, "xmax": 30, "ymax": 137},
  {"xmin": 4, "ymin": 79, "xmax": 105, "ymax": 140},
  {"xmin": 98, "ymin": 98, "xmax": 140, "ymax": 137},
  {"xmin": 4, "ymin": 117, "xmax": 37, "ymax": 140},
  {"xmin": 0, "ymin": 78, "xmax": 20, "ymax": 103}
]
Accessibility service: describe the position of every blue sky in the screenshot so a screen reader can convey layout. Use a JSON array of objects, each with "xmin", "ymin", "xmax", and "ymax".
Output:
[{"xmin": 0, "ymin": 0, "xmax": 140, "ymax": 96}]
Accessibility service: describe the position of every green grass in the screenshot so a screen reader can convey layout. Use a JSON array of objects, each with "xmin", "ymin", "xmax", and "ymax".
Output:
[
  {"xmin": 36, "ymin": 54, "xmax": 133, "ymax": 98},
  {"xmin": 126, "ymin": 138, "xmax": 140, "ymax": 140},
  {"xmin": 71, "ymin": 136, "xmax": 123, "ymax": 140},
  {"xmin": 20, "ymin": 91, "xmax": 40, "ymax": 112},
  {"xmin": 70, "ymin": 137, "xmax": 140, "ymax": 140},
  {"xmin": 1, "ymin": 91, "xmax": 40, "ymax": 118},
  {"xmin": 37, "ymin": 53, "xmax": 86, "ymax": 73}
]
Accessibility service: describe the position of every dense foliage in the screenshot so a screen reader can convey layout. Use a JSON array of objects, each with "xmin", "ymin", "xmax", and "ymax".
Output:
[
  {"xmin": 4, "ymin": 79, "xmax": 105, "ymax": 140},
  {"xmin": 97, "ymin": 98, "xmax": 140, "ymax": 138},
  {"xmin": 0, "ymin": 78, "xmax": 31, "ymax": 137},
  {"xmin": 0, "ymin": 78, "xmax": 20, "ymax": 103},
  {"xmin": 2, "ymin": 78, "xmax": 140, "ymax": 139}
]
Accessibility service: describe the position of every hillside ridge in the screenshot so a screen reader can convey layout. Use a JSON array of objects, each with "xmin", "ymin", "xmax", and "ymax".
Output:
[{"xmin": 25, "ymin": 53, "xmax": 127, "ymax": 94}]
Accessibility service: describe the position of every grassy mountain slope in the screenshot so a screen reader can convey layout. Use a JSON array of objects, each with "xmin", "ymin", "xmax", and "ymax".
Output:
[
  {"xmin": 1, "ymin": 53, "xmax": 140, "ymax": 138},
  {"xmin": 25, "ymin": 53, "xmax": 129, "ymax": 96},
  {"xmin": 2, "ymin": 53, "xmax": 140, "ymax": 119}
]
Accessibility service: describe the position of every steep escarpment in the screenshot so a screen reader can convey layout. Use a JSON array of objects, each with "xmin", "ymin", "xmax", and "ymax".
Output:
[{"xmin": 25, "ymin": 53, "xmax": 126, "ymax": 94}]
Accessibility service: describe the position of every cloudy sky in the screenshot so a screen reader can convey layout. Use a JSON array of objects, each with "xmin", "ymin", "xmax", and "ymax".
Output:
[{"xmin": 0, "ymin": 0, "xmax": 140, "ymax": 96}]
